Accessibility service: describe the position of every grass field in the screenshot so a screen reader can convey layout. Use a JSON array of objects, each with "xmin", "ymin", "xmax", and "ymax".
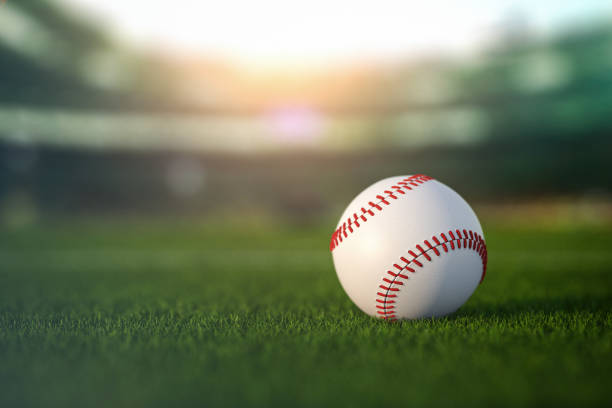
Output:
[{"xmin": 1, "ymin": 217, "xmax": 611, "ymax": 407}]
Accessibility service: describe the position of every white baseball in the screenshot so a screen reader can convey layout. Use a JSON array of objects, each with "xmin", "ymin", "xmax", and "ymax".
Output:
[{"xmin": 330, "ymin": 175, "xmax": 487, "ymax": 320}]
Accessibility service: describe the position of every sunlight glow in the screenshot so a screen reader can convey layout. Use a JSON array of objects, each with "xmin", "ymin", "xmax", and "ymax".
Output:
[{"xmin": 58, "ymin": 0, "xmax": 612, "ymax": 67}]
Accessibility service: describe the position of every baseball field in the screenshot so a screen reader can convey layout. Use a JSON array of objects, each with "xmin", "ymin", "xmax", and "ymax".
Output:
[{"xmin": 1, "ymin": 217, "xmax": 610, "ymax": 407}]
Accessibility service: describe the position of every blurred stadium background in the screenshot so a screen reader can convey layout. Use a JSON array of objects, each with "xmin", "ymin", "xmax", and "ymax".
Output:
[{"xmin": 1, "ymin": 0, "xmax": 611, "ymax": 226}]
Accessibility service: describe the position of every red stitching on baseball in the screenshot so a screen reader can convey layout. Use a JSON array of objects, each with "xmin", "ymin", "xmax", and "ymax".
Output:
[
  {"xmin": 388, "ymin": 271, "xmax": 409, "ymax": 279},
  {"xmin": 329, "ymin": 175, "xmax": 434, "ymax": 251},
  {"xmin": 362, "ymin": 207, "xmax": 373, "ymax": 217},
  {"xmin": 384, "ymin": 190, "xmax": 399, "ymax": 199},
  {"xmin": 398, "ymin": 182, "xmax": 412, "ymax": 190},
  {"xmin": 425, "ymin": 240, "xmax": 441, "ymax": 256},
  {"xmin": 383, "ymin": 278, "xmax": 404, "ymax": 285},
  {"xmin": 416, "ymin": 245, "xmax": 431, "ymax": 261},
  {"xmin": 376, "ymin": 195, "xmax": 390, "ymax": 205},
  {"xmin": 375, "ymin": 229, "xmax": 488, "ymax": 321}
]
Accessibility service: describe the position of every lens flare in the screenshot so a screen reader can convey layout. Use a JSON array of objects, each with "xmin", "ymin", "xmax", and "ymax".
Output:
[{"xmin": 266, "ymin": 105, "xmax": 323, "ymax": 145}]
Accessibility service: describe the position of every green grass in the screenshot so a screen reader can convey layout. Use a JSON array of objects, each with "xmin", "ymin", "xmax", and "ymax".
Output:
[{"xmin": 0, "ymin": 218, "xmax": 611, "ymax": 407}]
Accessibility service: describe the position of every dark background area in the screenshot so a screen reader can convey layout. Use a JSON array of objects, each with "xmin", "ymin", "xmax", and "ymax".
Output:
[{"xmin": 1, "ymin": 139, "xmax": 610, "ymax": 218}]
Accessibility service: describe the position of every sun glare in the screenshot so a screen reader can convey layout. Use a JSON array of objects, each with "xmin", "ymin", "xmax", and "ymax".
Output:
[
  {"xmin": 58, "ymin": 0, "xmax": 489, "ymax": 67},
  {"xmin": 58, "ymin": 0, "xmax": 612, "ymax": 68}
]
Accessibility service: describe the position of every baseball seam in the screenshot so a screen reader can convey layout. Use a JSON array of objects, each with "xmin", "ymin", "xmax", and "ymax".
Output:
[
  {"xmin": 329, "ymin": 174, "xmax": 434, "ymax": 252},
  {"xmin": 376, "ymin": 228, "xmax": 488, "ymax": 321}
]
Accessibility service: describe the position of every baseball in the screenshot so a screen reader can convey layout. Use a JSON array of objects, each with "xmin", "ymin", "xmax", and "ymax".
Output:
[{"xmin": 330, "ymin": 175, "xmax": 488, "ymax": 320}]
